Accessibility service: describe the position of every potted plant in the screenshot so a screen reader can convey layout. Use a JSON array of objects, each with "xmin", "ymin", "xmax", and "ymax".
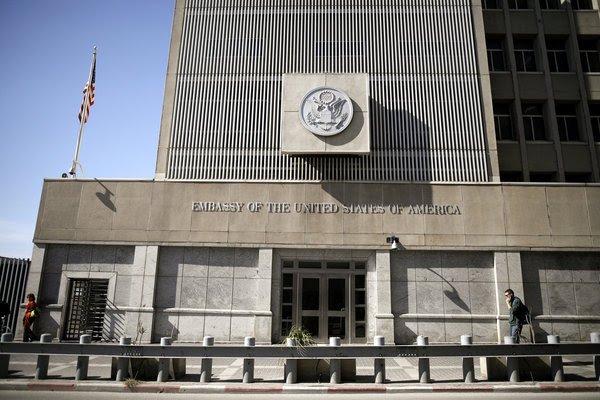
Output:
[{"xmin": 283, "ymin": 326, "xmax": 355, "ymax": 382}]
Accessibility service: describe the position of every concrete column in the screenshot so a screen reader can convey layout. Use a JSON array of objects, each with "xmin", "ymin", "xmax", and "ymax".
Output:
[
  {"xmin": 242, "ymin": 336, "xmax": 255, "ymax": 383},
  {"xmin": 35, "ymin": 333, "xmax": 52, "ymax": 379},
  {"xmin": 75, "ymin": 334, "xmax": 92, "ymax": 380},
  {"xmin": 373, "ymin": 335, "xmax": 386, "ymax": 384},
  {"xmin": 116, "ymin": 337, "xmax": 131, "ymax": 381},
  {"xmin": 285, "ymin": 338, "xmax": 297, "ymax": 384},
  {"xmin": 329, "ymin": 337, "xmax": 341, "ymax": 384},
  {"xmin": 470, "ymin": 0, "xmax": 500, "ymax": 181},
  {"xmin": 494, "ymin": 252, "xmax": 524, "ymax": 343},
  {"xmin": 547, "ymin": 335, "xmax": 563, "ymax": 382},
  {"xmin": 417, "ymin": 335, "xmax": 430, "ymax": 383},
  {"xmin": 256, "ymin": 249, "xmax": 273, "ymax": 343},
  {"xmin": 155, "ymin": 0, "xmax": 186, "ymax": 179},
  {"xmin": 200, "ymin": 336, "xmax": 214, "ymax": 383},
  {"xmin": 0, "ymin": 333, "xmax": 13, "ymax": 378},
  {"xmin": 504, "ymin": 336, "xmax": 519, "ymax": 382},
  {"xmin": 16, "ymin": 244, "xmax": 46, "ymax": 340},
  {"xmin": 373, "ymin": 251, "xmax": 394, "ymax": 343},
  {"xmin": 157, "ymin": 337, "xmax": 172, "ymax": 382},
  {"xmin": 131, "ymin": 246, "xmax": 158, "ymax": 344},
  {"xmin": 461, "ymin": 335, "xmax": 475, "ymax": 383}
]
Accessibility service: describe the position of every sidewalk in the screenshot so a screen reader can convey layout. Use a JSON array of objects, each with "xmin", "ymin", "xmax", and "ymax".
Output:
[{"xmin": 1, "ymin": 354, "xmax": 598, "ymax": 393}]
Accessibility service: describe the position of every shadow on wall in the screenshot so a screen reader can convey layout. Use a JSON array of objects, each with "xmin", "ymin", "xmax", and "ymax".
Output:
[
  {"xmin": 305, "ymin": 102, "xmax": 435, "ymax": 184},
  {"xmin": 391, "ymin": 252, "xmax": 498, "ymax": 344},
  {"xmin": 152, "ymin": 317, "xmax": 179, "ymax": 343},
  {"xmin": 315, "ymin": 106, "xmax": 435, "ymax": 239},
  {"xmin": 103, "ymin": 300, "xmax": 126, "ymax": 342},
  {"xmin": 94, "ymin": 178, "xmax": 116, "ymax": 212},
  {"xmin": 35, "ymin": 312, "xmax": 61, "ymax": 341},
  {"xmin": 427, "ymin": 268, "xmax": 470, "ymax": 313}
]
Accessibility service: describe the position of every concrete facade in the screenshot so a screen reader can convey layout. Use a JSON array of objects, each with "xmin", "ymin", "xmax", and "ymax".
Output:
[
  {"xmin": 20, "ymin": 1, "xmax": 600, "ymax": 344},
  {"xmin": 20, "ymin": 179, "xmax": 600, "ymax": 343}
]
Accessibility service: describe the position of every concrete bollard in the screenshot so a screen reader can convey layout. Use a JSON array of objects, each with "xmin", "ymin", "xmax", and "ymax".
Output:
[
  {"xmin": 76, "ymin": 334, "xmax": 92, "ymax": 380},
  {"xmin": 329, "ymin": 337, "xmax": 341, "ymax": 384},
  {"xmin": 591, "ymin": 332, "xmax": 600, "ymax": 381},
  {"xmin": 243, "ymin": 336, "xmax": 255, "ymax": 383},
  {"xmin": 35, "ymin": 333, "xmax": 53, "ymax": 379},
  {"xmin": 374, "ymin": 336, "xmax": 386, "ymax": 384},
  {"xmin": 200, "ymin": 336, "xmax": 214, "ymax": 383},
  {"xmin": 285, "ymin": 338, "xmax": 297, "ymax": 384},
  {"xmin": 461, "ymin": 335, "xmax": 474, "ymax": 383},
  {"xmin": 504, "ymin": 336, "xmax": 519, "ymax": 382},
  {"xmin": 547, "ymin": 335, "xmax": 563, "ymax": 382},
  {"xmin": 0, "ymin": 332, "xmax": 13, "ymax": 378},
  {"xmin": 417, "ymin": 335, "xmax": 430, "ymax": 383},
  {"xmin": 116, "ymin": 337, "xmax": 131, "ymax": 381},
  {"xmin": 157, "ymin": 337, "xmax": 172, "ymax": 383}
]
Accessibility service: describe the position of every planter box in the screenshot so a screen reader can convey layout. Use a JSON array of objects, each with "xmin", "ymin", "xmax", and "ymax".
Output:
[
  {"xmin": 110, "ymin": 357, "xmax": 186, "ymax": 381},
  {"xmin": 287, "ymin": 359, "xmax": 356, "ymax": 382}
]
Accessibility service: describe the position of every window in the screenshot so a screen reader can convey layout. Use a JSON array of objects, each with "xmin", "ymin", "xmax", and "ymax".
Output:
[
  {"xmin": 522, "ymin": 104, "xmax": 547, "ymax": 140},
  {"xmin": 572, "ymin": 0, "xmax": 593, "ymax": 10},
  {"xmin": 508, "ymin": 0, "xmax": 529, "ymax": 9},
  {"xmin": 556, "ymin": 104, "xmax": 580, "ymax": 141},
  {"xmin": 565, "ymin": 173, "xmax": 591, "ymax": 183},
  {"xmin": 500, "ymin": 171, "xmax": 523, "ymax": 182},
  {"xmin": 494, "ymin": 103, "xmax": 515, "ymax": 140},
  {"xmin": 483, "ymin": 0, "xmax": 501, "ymax": 9},
  {"xmin": 579, "ymin": 39, "xmax": 600, "ymax": 72},
  {"xmin": 590, "ymin": 104, "xmax": 600, "ymax": 142},
  {"xmin": 530, "ymin": 172, "xmax": 557, "ymax": 182},
  {"xmin": 514, "ymin": 39, "xmax": 537, "ymax": 71},
  {"xmin": 539, "ymin": 0, "xmax": 561, "ymax": 9},
  {"xmin": 487, "ymin": 38, "xmax": 506, "ymax": 71},
  {"xmin": 546, "ymin": 39, "xmax": 569, "ymax": 72}
]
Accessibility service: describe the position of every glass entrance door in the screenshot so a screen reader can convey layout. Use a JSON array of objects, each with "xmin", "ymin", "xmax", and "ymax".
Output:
[
  {"xmin": 327, "ymin": 277, "xmax": 348, "ymax": 340},
  {"xmin": 281, "ymin": 259, "xmax": 366, "ymax": 344},
  {"xmin": 299, "ymin": 276, "xmax": 321, "ymax": 339},
  {"xmin": 299, "ymin": 275, "xmax": 349, "ymax": 343}
]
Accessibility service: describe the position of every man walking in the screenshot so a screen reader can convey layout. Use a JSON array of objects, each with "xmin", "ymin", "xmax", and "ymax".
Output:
[{"xmin": 505, "ymin": 288, "xmax": 527, "ymax": 343}]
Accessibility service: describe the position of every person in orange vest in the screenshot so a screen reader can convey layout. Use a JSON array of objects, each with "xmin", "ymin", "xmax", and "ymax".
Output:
[{"xmin": 23, "ymin": 293, "xmax": 39, "ymax": 342}]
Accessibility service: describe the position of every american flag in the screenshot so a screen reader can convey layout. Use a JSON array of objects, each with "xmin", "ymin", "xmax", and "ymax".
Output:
[{"xmin": 78, "ymin": 59, "xmax": 96, "ymax": 123}]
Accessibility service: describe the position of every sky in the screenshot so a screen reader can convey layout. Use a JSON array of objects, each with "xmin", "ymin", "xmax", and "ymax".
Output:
[{"xmin": 0, "ymin": 0, "xmax": 174, "ymax": 258}]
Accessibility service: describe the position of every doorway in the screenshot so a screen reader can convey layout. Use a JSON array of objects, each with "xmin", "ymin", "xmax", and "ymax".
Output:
[
  {"xmin": 63, "ymin": 279, "xmax": 109, "ymax": 341},
  {"xmin": 280, "ymin": 260, "xmax": 366, "ymax": 344}
]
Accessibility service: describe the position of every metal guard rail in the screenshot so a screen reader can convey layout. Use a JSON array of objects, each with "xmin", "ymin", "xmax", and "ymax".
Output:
[{"xmin": 1, "ymin": 342, "xmax": 600, "ymax": 359}]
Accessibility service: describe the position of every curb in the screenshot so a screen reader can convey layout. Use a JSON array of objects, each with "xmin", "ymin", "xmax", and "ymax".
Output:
[{"xmin": 0, "ymin": 381, "xmax": 599, "ymax": 393}]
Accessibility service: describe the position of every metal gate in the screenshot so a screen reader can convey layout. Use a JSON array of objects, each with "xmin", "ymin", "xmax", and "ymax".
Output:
[
  {"xmin": 0, "ymin": 257, "xmax": 30, "ymax": 334},
  {"xmin": 63, "ymin": 279, "xmax": 108, "ymax": 341}
]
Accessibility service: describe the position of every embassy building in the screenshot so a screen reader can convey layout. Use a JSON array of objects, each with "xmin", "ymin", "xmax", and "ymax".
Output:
[{"xmin": 22, "ymin": 0, "xmax": 600, "ymax": 344}]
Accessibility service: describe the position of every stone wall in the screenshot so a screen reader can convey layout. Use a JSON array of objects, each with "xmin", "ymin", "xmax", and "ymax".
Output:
[
  {"xmin": 152, "ymin": 247, "xmax": 272, "ymax": 343},
  {"xmin": 34, "ymin": 180, "xmax": 600, "ymax": 251},
  {"xmin": 391, "ymin": 251, "xmax": 499, "ymax": 343},
  {"xmin": 522, "ymin": 252, "xmax": 600, "ymax": 342},
  {"xmin": 33, "ymin": 244, "xmax": 156, "ymax": 342}
]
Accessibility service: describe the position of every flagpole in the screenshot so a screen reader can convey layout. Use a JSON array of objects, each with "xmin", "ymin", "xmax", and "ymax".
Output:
[{"xmin": 69, "ymin": 46, "xmax": 97, "ymax": 178}]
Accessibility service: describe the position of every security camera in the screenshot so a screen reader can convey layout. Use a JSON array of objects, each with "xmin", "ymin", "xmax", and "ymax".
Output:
[{"xmin": 386, "ymin": 236, "xmax": 400, "ymax": 250}]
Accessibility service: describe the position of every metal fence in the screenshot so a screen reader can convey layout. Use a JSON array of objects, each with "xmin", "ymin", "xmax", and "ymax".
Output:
[
  {"xmin": 0, "ymin": 257, "xmax": 30, "ymax": 334},
  {"xmin": 1, "ymin": 333, "xmax": 599, "ymax": 384}
]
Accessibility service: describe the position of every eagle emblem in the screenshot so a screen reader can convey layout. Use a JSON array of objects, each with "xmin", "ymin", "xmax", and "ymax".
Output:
[{"xmin": 299, "ymin": 87, "xmax": 353, "ymax": 136}]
